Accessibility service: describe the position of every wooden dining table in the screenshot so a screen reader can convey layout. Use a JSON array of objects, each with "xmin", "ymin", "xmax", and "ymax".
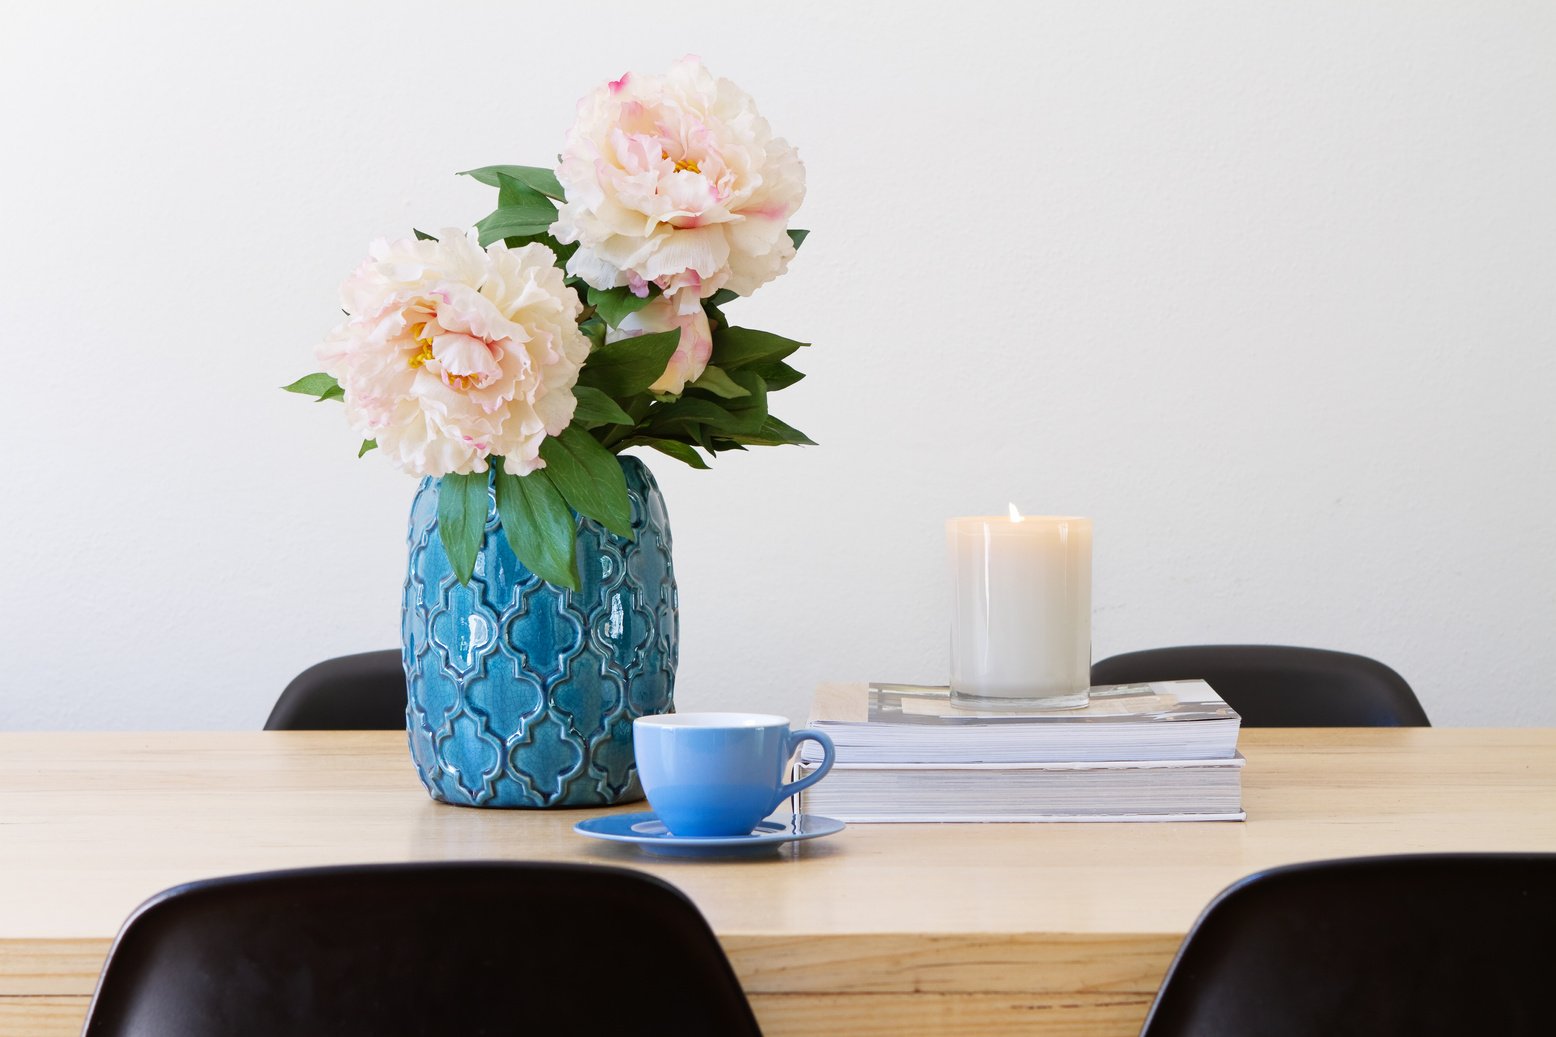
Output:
[{"xmin": 2, "ymin": 727, "xmax": 1552, "ymax": 1036}]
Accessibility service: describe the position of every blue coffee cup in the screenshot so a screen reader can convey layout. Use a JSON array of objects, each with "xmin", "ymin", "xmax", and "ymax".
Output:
[{"xmin": 632, "ymin": 713, "xmax": 836, "ymax": 837}]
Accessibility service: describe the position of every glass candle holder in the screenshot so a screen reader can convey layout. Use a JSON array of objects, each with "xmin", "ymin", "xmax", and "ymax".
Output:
[{"xmin": 947, "ymin": 514, "xmax": 1092, "ymax": 710}]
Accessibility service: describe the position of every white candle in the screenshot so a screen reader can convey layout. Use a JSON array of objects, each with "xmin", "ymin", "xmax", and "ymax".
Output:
[{"xmin": 946, "ymin": 508, "xmax": 1092, "ymax": 709}]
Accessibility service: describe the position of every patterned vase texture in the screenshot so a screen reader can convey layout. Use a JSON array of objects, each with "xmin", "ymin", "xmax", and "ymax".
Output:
[{"xmin": 402, "ymin": 456, "xmax": 677, "ymax": 808}]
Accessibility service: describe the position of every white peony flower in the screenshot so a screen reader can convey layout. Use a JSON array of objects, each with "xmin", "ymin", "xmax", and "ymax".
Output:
[
  {"xmin": 552, "ymin": 56, "xmax": 807, "ymax": 305},
  {"xmin": 317, "ymin": 229, "xmax": 590, "ymax": 478}
]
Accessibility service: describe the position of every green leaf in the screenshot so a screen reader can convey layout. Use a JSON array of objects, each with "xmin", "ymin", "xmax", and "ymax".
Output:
[
  {"xmin": 412, "ymin": 228, "xmax": 437, "ymax": 241},
  {"xmin": 474, "ymin": 172, "xmax": 558, "ymax": 246},
  {"xmin": 625, "ymin": 437, "xmax": 711, "ymax": 470},
  {"xmin": 550, "ymin": 237, "xmax": 580, "ymax": 265},
  {"xmin": 707, "ymin": 288, "xmax": 739, "ymax": 307},
  {"xmin": 648, "ymin": 396, "xmax": 746, "ymax": 435},
  {"xmin": 718, "ymin": 368, "xmax": 769, "ymax": 434},
  {"xmin": 357, "ymin": 439, "xmax": 377, "ymax": 458},
  {"xmin": 460, "ymin": 164, "xmax": 566, "ymax": 201},
  {"xmin": 576, "ymin": 330, "xmax": 680, "ymax": 396},
  {"xmin": 473, "ymin": 213, "xmax": 560, "ymax": 249},
  {"xmin": 507, "ymin": 231, "xmax": 577, "ymax": 266},
  {"xmin": 587, "ymin": 284, "xmax": 657, "ymax": 328},
  {"xmin": 493, "ymin": 460, "xmax": 578, "ymax": 591},
  {"xmin": 538, "ymin": 426, "xmax": 634, "ymax": 540},
  {"xmin": 645, "ymin": 368, "xmax": 766, "ymax": 441},
  {"xmin": 753, "ymin": 360, "xmax": 805, "ymax": 391},
  {"xmin": 788, "ymin": 228, "xmax": 809, "ymax": 251},
  {"xmin": 475, "ymin": 209, "xmax": 555, "ymax": 247},
  {"xmin": 728, "ymin": 414, "xmax": 817, "ymax": 447},
  {"xmin": 493, "ymin": 170, "xmax": 552, "ymax": 210},
  {"xmin": 711, "ymin": 326, "xmax": 808, "ymax": 370},
  {"xmin": 482, "ymin": 226, "xmax": 576, "ymax": 266},
  {"xmin": 436, "ymin": 472, "xmax": 490, "ymax": 586},
  {"xmin": 282, "ymin": 373, "xmax": 341, "ymax": 400},
  {"xmin": 579, "ymin": 316, "xmax": 607, "ymax": 350},
  {"xmin": 624, "ymin": 393, "xmax": 656, "ymax": 422},
  {"xmin": 571, "ymin": 386, "xmax": 634, "ymax": 427},
  {"xmin": 687, "ymin": 364, "xmax": 750, "ymax": 399}
]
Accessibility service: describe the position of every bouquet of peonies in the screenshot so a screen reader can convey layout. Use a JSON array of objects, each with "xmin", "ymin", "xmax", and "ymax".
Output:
[{"xmin": 288, "ymin": 58, "xmax": 810, "ymax": 589}]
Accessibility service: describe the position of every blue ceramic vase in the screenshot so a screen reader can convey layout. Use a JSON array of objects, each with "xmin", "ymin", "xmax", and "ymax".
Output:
[{"xmin": 402, "ymin": 456, "xmax": 677, "ymax": 808}]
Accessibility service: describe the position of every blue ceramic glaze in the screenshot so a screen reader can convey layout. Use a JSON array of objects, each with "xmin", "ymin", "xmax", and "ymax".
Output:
[
  {"xmin": 402, "ymin": 456, "xmax": 677, "ymax": 808},
  {"xmin": 632, "ymin": 713, "xmax": 836, "ymax": 836}
]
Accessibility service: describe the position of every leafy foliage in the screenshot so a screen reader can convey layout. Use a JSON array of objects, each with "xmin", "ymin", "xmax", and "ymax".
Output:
[
  {"xmin": 538, "ymin": 427, "xmax": 634, "ymax": 540},
  {"xmin": 570, "ymin": 386, "xmax": 633, "ymax": 428},
  {"xmin": 493, "ymin": 459, "xmax": 578, "ymax": 590},
  {"xmin": 456, "ymin": 162, "xmax": 816, "ymax": 476},
  {"xmin": 459, "ymin": 165, "xmax": 566, "ymax": 201},
  {"xmin": 711, "ymin": 326, "xmax": 808, "ymax": 369},
  {"xmin": 288, "ymin": 141, "xmax": 818, "ymax": 590},
  {"xmin": 474, "ymin": 172, "xmax": 562, "ymax": 246},
  {"xmin": 622, "ymin": 437, "xmax": 711, "ymax": 470},
  {"xmin": 282, "ymin": 373, "xmax": 342, "ymax": 401},
  {"xmin": 688, "ymin": 365, "xmax": 750, "ymax": 399},
  {"xmin": 575, "ymin": 331, "xmax": 680, "ymax": 397},
  {"xmin": 435, "ymin": 471, "xmax": 490, "ymax": 586},
  {"xmin": 587, "ymin": 284, "xmax": 658, "ymax": 328}
]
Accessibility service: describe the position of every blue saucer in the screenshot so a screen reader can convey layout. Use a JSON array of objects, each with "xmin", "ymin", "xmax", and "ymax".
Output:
[{"xmin": 574, "ymin": 812, "xmax": 845, "ymax": 859}]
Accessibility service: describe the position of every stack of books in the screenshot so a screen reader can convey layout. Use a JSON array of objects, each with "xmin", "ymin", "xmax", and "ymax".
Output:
[{"xmin": 795, "ymin": 680, "xmax": 1245, "ymax": 822}]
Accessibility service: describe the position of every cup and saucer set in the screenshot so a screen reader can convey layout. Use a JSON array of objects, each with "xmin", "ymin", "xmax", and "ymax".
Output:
[{"xmin": 574, "ymin": 712, "xmax": 845, "ymax": 859}]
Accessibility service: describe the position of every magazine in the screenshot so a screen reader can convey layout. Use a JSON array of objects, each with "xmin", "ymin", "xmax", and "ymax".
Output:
[{"xmin": 801, "ymin": 680, "xmax": 1241, "ymax": 764}]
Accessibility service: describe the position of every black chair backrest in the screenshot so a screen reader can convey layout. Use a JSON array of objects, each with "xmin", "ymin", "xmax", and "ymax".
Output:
[
  {"xmin": 82, "ymin": 861, "xmax": 764, "ymax": 1037},
  {"xmin": 1138, "ymin": 853, "xmax": 1556, "ymax": 1037},
  {"xmin": 265, "ymin": 649, "xmax": 405, "ymax": 730},
  {"xmin": 1091, "ymin": 644, "xmax": 1428, "ymax": 727}
]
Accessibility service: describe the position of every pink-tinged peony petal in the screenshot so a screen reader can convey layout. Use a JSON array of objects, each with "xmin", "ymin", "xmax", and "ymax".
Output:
[
  {"xmin": 431, "ymin": 333, "xmax": 502, "ymax": 385},
  {"xmin": 742, "ymin": 203, "xmax": 792, "ymax": 221},
  {"xmin": 552, "ymin": 57, "xmax": 805, "ymax": 301},
  {"xmin": 315, "ymin": 229, "xmax": 589, "ymax": 478},
  {"xmin": 613, "ymin": 288, "xmax": 714, "ymax": 395}
]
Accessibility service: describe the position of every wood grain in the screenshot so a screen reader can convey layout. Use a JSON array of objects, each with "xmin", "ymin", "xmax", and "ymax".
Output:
[
  {"xmin": 2, "ymin": 728, "xmax": 1553, "ymax": 1036},
  {"xmin": 747, "ymin": 992, "xmax": 1153, "ymax": 1036},
  {"xmin": 0, "ymin": 996, "xmax": 88, "ymax": 1037},
  {"xmin": 722, "ymin": 933, "xmax": 1182, "ymax": 994}
]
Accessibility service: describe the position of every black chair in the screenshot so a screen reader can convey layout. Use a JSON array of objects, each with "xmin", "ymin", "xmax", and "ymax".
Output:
[
  {"xmin": 81, "ymin": 861, "xmax": 764, "ymax": 1037},
  {"xmin": 265, "ymin": 649, "xmax": 405, "ymax": 730},
  {"xmin": 1091, "ymin": 645, "xmax": 1429, "ymax": 727},
  {"xmin": 1138, "ymin": 853, "xmax": 1556, "ymax": 1037}
]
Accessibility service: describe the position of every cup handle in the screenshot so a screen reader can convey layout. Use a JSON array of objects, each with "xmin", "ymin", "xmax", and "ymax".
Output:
[{"xmin": 774, "ymin": 728, "xmax": 836, "ymax": 812}]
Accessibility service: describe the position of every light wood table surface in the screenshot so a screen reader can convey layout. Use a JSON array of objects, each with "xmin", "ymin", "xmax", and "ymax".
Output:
[{"xmin": 2, "ymin": 728, "xmax": 1553, "ymax": 1036}]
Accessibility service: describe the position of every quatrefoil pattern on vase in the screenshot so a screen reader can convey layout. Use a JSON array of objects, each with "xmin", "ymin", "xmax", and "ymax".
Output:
[{"xmin": 402, "ymin": 457, "xmax": 677, "ymax": 807}]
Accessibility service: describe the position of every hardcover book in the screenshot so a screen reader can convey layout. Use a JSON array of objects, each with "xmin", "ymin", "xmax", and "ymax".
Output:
[
  {"xmin": 801, "ymin": 680, "xmax": 1241, "ymax": 764},
  {"xmin": 795, "ymin": 754, "xmax": 1247, "ymax": 823}
]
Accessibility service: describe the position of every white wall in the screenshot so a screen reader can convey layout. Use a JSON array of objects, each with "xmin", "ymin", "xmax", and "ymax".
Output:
[{"xmin": 2, "ymin": 1, "xmax": 1552, "ymax": 730}]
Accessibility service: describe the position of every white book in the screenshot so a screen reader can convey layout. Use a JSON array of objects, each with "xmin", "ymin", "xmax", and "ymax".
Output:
[
  {"xmin": 796, "ymin": 755, "xmax": 1246, "ymax": 823},
  {"xmin": 801, "ymin": 680, "xmax": 1241, "ymax": 765}
]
